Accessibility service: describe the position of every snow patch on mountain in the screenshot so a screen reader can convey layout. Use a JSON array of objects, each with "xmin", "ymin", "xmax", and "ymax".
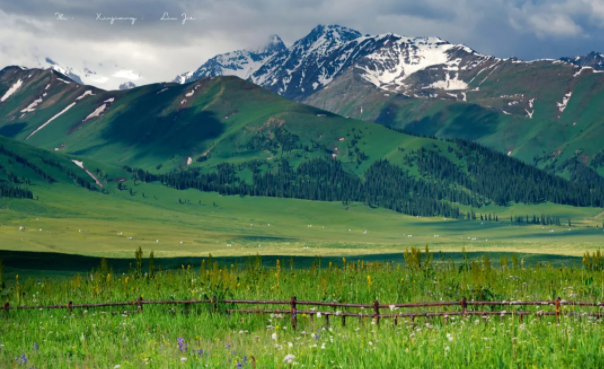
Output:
[
  {"xmin": 0, "ymin": 79, "xmax": 23, "ymax": 102},
  {"xmin": 83, "ymin": 104, "xmax": 108, "ymax": 121},
  {"xmin": 76, "ymin": 90, "xmax": 95, "ymax": 100},
  {"xmin": 72, "ymin": 160, "xmax": 104, "ymax": 188},
  {"xmin": 525, "ymin": 98, "xmax": 535, "ymax": 119},
  {"xmin": 557, "ymin": 92, "xmax": 572, "ymax": 113},
  {"xmin": 26, "ymin": 102, "xmax": 76, "ymax": 140},
  {"xmin": 20, "ymin": 97, "xmax": 43, "ymax": 113},
  {"xmin": 425, "ymin": 73, "xmax": 468, "ymax": 90}
]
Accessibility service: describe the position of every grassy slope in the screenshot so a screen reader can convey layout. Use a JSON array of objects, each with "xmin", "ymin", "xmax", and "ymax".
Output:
[
  {"xmin": 0, "ymin": 136, "xmax": 601, "ymax": 262},
  {"xmin": 303, "ymin": 61, "xmax": 604, "ymax": 177}
]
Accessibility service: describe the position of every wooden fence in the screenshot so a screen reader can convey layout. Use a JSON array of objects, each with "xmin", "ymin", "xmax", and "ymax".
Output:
[{"xmin": 3, "ymin": 297, "xmax": 604, "ymax": 328}]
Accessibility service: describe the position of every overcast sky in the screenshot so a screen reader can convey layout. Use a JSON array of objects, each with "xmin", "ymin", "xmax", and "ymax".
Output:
[{"xmin": 1, "ymin": 0, "xmax": 603, "ymax": 89}]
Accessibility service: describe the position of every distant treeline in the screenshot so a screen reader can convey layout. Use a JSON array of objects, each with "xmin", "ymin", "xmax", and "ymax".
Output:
[
  {"xmin": 129, "ymin": 158, "xmax": 461, "ymax": 218},
  {"xmin": 462, "ymin": 210, "xmax": 563, "ymax": 226},
  {"xmin": 126, "ymin": 135, "xmax": 604, "ymax": 217},
  {"xmin": 410, "ymin": 140, "xmax": 604, "ymax": 207},
  {"xmin": 0, "ymin": 144, "xmax": 100, "ymax": 196},
  {"xmin": 0, "ymin": 182, "xmax": 33, "ymax": 199},
  {"xmin": 0, "ymin": 145, "xmax": 56, "ymax": 183}
]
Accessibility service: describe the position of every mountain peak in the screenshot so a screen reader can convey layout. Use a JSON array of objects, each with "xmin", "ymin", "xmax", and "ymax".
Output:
[
  {"xmin": 560, "ymin": 51, "xmax": 604, "ymax": 70},
  {"xmin": 119, "ymin": 81, "xmax": 136, "ymax": 90},
  {"xmin": 253, "ymin": 34, "xmax": 287, "ymax": 54},
  {"xmin": 306, "ymin": 24, "xmax": 362, "ymax": 43}
]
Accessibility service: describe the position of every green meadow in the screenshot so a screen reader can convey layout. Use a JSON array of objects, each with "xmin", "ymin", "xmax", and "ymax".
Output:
[
  {"xmin": 1, "ymin": 178, "xmax": 603, "ymax": 280},
  {"xmin": 2, "ymin": 250, "xmax": 604, "ymax": 368}
]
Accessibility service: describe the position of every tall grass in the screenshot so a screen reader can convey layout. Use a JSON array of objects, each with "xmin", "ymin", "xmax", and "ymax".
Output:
[{"xmin": 1, "ymin": 248, "xmax": 604, "ymax": 368}]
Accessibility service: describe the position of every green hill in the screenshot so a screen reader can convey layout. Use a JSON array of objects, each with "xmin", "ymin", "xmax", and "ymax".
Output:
[
  {"xmin": 0, "ymin": 132, "xmax": 602, "ymax": 267},
  {"xmin": 303, "ymin": 60, "xmax": 604, "ymax": 181},
  {"xmin": 1, "ymin": 66, "xmax": 603, "ymax": 219}
]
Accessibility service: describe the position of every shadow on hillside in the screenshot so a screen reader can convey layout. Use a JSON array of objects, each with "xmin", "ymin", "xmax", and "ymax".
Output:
[
  {"xmin": 87, "ymin": 87, "xmax": 226, "ymax": 162},
  {"xmin": 0, "ymin": 122, "xmax": 27, "ymax": 138},
  {"xmin": 0, "ymin": 250, "xmax": 581, "ymax": 280}
]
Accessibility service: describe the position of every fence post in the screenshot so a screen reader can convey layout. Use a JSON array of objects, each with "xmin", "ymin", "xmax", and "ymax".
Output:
[
  {"xmin": 212, "ymin": 296, "xmax": 218, "ymax": 312},
  {"xmin": 443, "ymin": 314, "xmax": 447, "ymax": 326},
  {"xmin": 325, "ymin": 313, "xmax": 330, "ymax": 328},
  {"xmin": 290, "ymin": 296, "xmax": 297, "ymax": 330},
  {"xmin": 394, "ymin": 315, "xmax": 398, "ymax": 326},
  {"xmin": 555, "ymin": 297, "xmax": 561, "ymax": 323},
  {"xmin": 67, "ymin": 301, "xmax": 73, "ymax": 315},
  {"xmin": 461, "ymin": 297, "xmax": 467, "ymax": 318},
  {"xmin": 137, "ymin": 296, "xmax": 143, "ymax": 313},
  {"xmin": 3, "ymin": 302, "xmax": 8, "ymax": 317},
  {"xmin": 342, "ymin": 315, "xmax": 346, "ymax": 327},
  {"xmin": 373, "ymin": 300, "xmax": 380, "ymax": 327}
]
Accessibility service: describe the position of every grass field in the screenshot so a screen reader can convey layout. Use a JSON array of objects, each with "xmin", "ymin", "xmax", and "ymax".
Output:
[
  {"xmin": 2, "ymin": 252, "xmax": 604, "ymax": 368},
  {"xmin": 1, "ymin": 178, "xmax": 603, "ymax": 280}
]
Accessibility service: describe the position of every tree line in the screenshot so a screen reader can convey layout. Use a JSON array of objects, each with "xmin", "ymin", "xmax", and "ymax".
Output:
[
  {"xmin": 411, "ymin": 141, "xmax": 604, "ymax": 207},
  {"xmin": 129, "ymin": 158, "xmax": 461, "ymax": 218}
]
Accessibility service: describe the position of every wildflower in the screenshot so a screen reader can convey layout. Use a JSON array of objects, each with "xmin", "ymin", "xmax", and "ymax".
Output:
[
  {"xmin": 114, "ymin": 366, "xmax": 121, "ymax": 369},
  {"xmin": 272, "ymin": 333, "xmax": 278, "ymax": 340},
  {"xmin": 284, "ymin": 354, "xmax": 296, "ymax": 364},
  {"xmin": 311, "ymin": 333, "xmax": 320, "ymax": 341},
  {"xmin": 317, "ymin": 312, "xmax": 322, "ymax": 318},
  {"xmin": 177, "ymin": 337, "xmax": 187, "ymax": 352},
  {"xmin": 180, "ymin": 357, "xmax": 187, "ymax": 362},
  {"xmin": 16, "ymin": 354, "xmax": 27, "ymax": 364},
  {"xmin": 33, "ymin": 342, "xmax": 39, "ymax": 351}
]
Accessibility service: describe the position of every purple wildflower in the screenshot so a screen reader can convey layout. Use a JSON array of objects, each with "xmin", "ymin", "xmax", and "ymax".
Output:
[
  {"xmin": 16, "ymin": 354, "xmax": 28, "ymax": 364},
  {"xmin": 194, "ymin": 349, "xmax": 204, "ymax": 356},
  {"xmin": 33, "ymin": 342, "xmax": 39, "ymax": 351},
  {"xmin": 177, "ymin": 337, "xmax": 187, "ymax": 352}
]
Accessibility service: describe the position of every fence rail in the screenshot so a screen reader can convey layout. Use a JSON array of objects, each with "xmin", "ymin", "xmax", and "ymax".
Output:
[{"xmin": 3, "ymin": 297, "xmax": 603, "ymax": 327}]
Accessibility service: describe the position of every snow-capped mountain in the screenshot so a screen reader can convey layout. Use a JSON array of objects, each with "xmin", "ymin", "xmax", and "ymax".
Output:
[
  {"xmin": 175, "ymin": 35, "xmax": 287, "ymax": 84},
  {"xmin": 560, "ymin": 52, "xmax": 604, "ymax": 71},
  {"xmin": 177, "ymin": 25, "xmax": 493, "ymax": 101},
  {"xmin": 174, "ymin": 24, "xmax": 604, "ymax": 111},
  {"xmin": 249, "ymin": 25, "xmax": 362, "ymax": 99},
  {"xmin": 43, "ymin": 58, "xmax": 84, "ymax": 84},
  {"xmin": 252, "ymin": 26, "xmax": 496, "ymax": 100},
  {"xmin": 173, "ymin": 71, "xmax": 194, "ymax": 84},
  {"xmin": 119, "ymin": 81, "xmax": 136, "ymax": 90}
]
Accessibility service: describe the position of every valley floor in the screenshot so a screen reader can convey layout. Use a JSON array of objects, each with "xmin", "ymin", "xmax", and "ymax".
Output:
[{"xmin": 0, "ymin": 182, "xmax": 602, "ymax": 277}]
